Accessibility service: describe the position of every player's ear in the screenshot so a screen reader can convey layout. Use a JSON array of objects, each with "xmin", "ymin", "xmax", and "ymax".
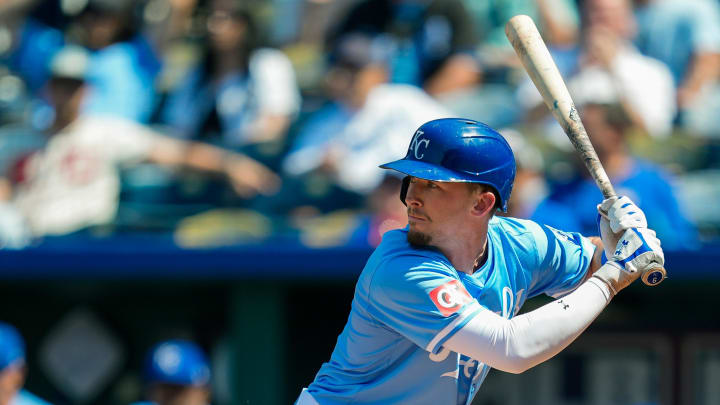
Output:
[{"xmin": 470, "ymin": 191, "xmax": 496, "ymax": 218}]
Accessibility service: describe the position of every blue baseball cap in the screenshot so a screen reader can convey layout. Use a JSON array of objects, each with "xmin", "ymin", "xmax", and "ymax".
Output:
[
  {"xmin": 144, "ymin": 340, "xmax": 210, "ymax": 386},
  {"xmin": 0, "ymin": 322, "xmax": 25, "ymax": 371},
  {"xmin": 380, "ymin": 118, "xmax": 516, "ymax": 211}
]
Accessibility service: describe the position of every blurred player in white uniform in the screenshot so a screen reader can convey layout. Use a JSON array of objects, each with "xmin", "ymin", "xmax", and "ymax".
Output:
[
  {"xmin": 0, "ymin": 45, "xmax": 279, "ymax": 246},
  {"xmin": 297, "ymin": 118, "xmax": 664, "ymax": 404}
]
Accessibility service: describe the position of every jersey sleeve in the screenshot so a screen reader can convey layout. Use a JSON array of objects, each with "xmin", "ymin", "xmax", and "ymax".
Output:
[
  {"xmin": 83, "ymin": 117, "xmax": 158, "ymax": 164},
  {"xmin": 521, "ymin": 220, "xmax": 596, "ymax": 298},
  {"xmin": 368, "ymin": 255, "xmax": 485, "ymax": 354}
]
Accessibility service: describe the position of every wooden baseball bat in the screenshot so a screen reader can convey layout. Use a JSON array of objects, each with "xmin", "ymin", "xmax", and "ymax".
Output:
[{"xmin": 505, "ymin": 14, "xmax": 666, "ymax": 286}]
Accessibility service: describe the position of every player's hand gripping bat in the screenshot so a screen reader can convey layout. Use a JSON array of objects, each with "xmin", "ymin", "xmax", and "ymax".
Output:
[{"xmin": 505, "ymin": 14, "xmax": 666, "ymax": 286}]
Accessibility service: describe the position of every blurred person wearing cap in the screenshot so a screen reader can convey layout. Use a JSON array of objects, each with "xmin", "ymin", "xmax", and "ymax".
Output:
[
  {"xmin": 0, "ymin": 322, "xmax": 50, "ymax": 405},
  {"xmin": 159, "ymin": 0, "xmax": 300, "ymax": 150},
  {"xmin": 132, "ymin": 340, "xmax": 211, "ymax": 405},
  {"xmin": 0, "ymin": 44, "xmax": 279, "ymax": 244}
]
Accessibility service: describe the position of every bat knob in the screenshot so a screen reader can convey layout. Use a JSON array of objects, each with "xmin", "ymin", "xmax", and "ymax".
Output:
[{"xmin": 642, "ymin": 267, "xmax": 666, "ymax": 286}]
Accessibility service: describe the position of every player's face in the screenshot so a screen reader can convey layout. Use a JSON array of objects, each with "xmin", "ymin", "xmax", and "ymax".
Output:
[
  {"xmin": 148, "ymin": 383, "xmax": 210, "ymax": 405},
  {"xmin": 0, "ymin": 367, "xmax": 24, "ymax": 405},
  {"xmin": 405, "ymin": 177, "xmax": 477, "ymax": 247}
]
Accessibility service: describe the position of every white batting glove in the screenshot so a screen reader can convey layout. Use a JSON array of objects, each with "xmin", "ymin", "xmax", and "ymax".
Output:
[
  {"xmin": 592, "ymin": 227, "xmax": 664, "ymax": 295},
  {"xmin": 597, "ymin": 196, "xmax": 647, "ymax": 233},
  {"xmin": 609, "ymin": 227, "xmax": 664, "ymax": 273},
  {"xmin": 597, "ymin": 196, "xmax": 648, "ymax": 259}
]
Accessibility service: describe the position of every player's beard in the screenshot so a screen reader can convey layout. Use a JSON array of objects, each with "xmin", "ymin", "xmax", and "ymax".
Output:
[
  {"xmin": 407, "ymin": 228, "xmax": 432, "ymax": 247},
  {"xmin": 407, "ymin": 208, "xmax": 432, "ymax": 247}
]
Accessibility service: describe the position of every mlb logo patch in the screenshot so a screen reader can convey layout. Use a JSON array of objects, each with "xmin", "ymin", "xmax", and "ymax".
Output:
[{"xmin": 429, "ymin": 280, "xmax": 473, "ymax": 316}]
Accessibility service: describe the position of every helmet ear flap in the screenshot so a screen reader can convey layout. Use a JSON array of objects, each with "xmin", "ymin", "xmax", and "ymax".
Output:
[{"xmin": 400, "ymin": 176, "xmax": 410, "ymax": 206}]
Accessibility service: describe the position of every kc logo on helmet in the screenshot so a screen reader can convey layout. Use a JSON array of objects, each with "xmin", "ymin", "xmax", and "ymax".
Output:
[
  {"xmin": 409, "ymin": 130, "xmax": 430, "ymax": 160},
  {"xmin": 429, "ymin": 280, "xmax": 473, "ymax": 316}
]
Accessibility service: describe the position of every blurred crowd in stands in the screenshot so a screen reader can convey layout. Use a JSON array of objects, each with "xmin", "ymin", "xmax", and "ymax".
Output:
[{"xmin": 0, "ymin": 0, "xmax": 719, "ymax": 251}]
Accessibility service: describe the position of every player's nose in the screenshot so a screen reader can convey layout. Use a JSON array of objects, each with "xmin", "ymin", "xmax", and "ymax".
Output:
[{"xmin": 405, "ymin": 182, "xmax": 423, "ymax": 207}]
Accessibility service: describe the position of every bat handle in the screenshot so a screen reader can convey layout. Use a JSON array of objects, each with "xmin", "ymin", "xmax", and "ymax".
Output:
[{"xmin": 600, "ymin": 189, "xmax": 617, "ymax": 201}]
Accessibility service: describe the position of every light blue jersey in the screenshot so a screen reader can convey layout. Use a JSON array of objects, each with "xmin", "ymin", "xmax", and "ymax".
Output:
[
  {"xmin": 11, "ymin": 390, "xmax": 52, "ymax": 405},
  {"xmin": 306, "ymin": 216, "xmax": 595, "ymax": 405}
]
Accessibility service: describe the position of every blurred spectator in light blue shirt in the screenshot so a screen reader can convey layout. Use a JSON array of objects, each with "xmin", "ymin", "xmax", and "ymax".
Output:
[
  {"xmin": 0, "ymin": 322, "xmax": 51, "ymax": 405},
  {"xmin": 531, "ymin": 102, "xmax": 698, "ymax": 250},
  {"xmin": 633, "ymin": 0, "xmax": 720, "ymax": 135},
  {"xmin": 69, "ymin": 0, "xmax": 162, "ymax": 123}
]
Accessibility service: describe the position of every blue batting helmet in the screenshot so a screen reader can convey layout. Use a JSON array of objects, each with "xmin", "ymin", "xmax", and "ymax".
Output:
[
  {"xmin": 0, "ymin": 322, "xmax": 25, "ymax": 371},
  {"xmin": 380, "ymin": 118, "xmax": 516, "ymax": 212},
  {"xmin": 144, "ymin": 340, "xmax": 210, "ymax": 386}
]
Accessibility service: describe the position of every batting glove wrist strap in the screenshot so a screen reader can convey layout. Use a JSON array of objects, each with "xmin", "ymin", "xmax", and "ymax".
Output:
[
  {"xmin": 592, "ymin": 262, "xmax": 636, "ymax": 296},
  {"xmin": 587, "ymin": 275, "xmax": 615, "ymax": 301}
]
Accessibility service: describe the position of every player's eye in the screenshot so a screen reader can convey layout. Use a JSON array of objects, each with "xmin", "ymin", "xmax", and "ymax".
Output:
[{"xmin": 408, "ymin": 178, "xmax": 439, "ymax": 190}]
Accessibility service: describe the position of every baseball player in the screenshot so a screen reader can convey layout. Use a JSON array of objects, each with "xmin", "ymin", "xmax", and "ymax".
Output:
[
  {"xmin": 296, "ymin": 118, "xmax": 664, "ymax": 405},
  {"xmin": 132, "ymin": 340, "xmax": 211, "ymax": 405},
  {"xmin": 0, "ymin": 322, "xmax": 51, "ymax": 405}
]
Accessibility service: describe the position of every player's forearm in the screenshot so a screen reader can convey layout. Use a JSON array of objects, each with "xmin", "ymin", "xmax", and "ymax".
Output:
[
  {"xmin": 150, "ymin": 137, "xmax": 227, "ymax": 172},
  {"xmin": 444, "ymin": 278, "xmax": 611, "ymax": 374}
]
